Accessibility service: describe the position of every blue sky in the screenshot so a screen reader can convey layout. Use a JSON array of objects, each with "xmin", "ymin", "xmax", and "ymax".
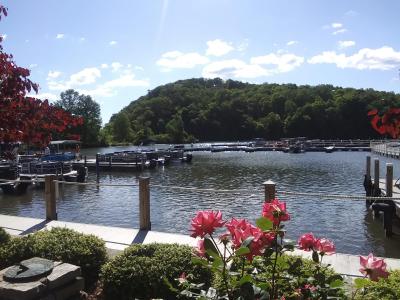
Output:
[{"xmin": 1, "ymin": 0, "xmax": 400, "ymax": 123}]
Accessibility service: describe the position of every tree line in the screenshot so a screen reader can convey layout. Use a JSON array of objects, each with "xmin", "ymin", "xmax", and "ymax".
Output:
[{"xmin": 103, "ymin": 78, "xmax": 400, "ymax": 144}]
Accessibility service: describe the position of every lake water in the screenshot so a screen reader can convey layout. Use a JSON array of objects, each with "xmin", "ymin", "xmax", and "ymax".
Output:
[{"xmin": 1, "ymin": 147, "xmax": 400, "ymax": 258}]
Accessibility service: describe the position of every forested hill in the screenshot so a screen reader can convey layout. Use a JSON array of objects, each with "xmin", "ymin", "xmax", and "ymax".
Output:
[{"xmin": 104, "ymin": 78, "xmax": 400, "ymax": 144}]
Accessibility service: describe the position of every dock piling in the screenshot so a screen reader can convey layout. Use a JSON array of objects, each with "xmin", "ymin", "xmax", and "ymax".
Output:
[
  {"xmin": 45, "ymin": 175, "xmax": 57, "ymax": 220},
  {"xmin": 366, "ymin": 155, "xmax": 371, "ymax": 179},
  {"xmin": 374, "ymin": 158, "xmax": 380, "ymax": 190},
  {"xmin": 95, "ymin": 153, "xmax": 100, "ymax": 183},
  {"xmin": 263, "ymin": 180, "xmax": 276, "ymax": 202},
  {"xmin": 139, "ymin": 177, "xmax": 151, "ymax": 230},
  {"xmin": 386, "ymin": 163, "xmax": 393, "ymax": 198}
]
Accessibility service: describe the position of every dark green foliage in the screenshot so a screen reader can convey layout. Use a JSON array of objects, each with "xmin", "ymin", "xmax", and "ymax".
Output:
[
  {"xmin": 0, "ymin": 228, "xmax": 107, "ymax": 285},
  {"xmin": 354, "ymin": 270, "xmax": 400, "ymax": 300},
  {"xmin": 0, "ymin": 227, "xmax": 10, "ymax": 244},
  {"xmin": 106, "ymin": 78, "xmax": 400, "ymax": 143},
  {"xmin": 54, "ymin": 89, "xmax": 102, "ymax": 147},
  {"xmin": 101, "ymin": 243, "xmax": 212, "ymax": 300}
]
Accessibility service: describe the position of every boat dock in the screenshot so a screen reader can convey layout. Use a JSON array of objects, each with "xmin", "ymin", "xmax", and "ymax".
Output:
[{"xmin": 1, "ymin": 214, "xmax": 400, "ymax": 277}]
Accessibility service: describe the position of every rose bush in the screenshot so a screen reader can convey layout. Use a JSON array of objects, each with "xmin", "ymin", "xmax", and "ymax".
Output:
[{"xmin": 178, "ymin": 199, "xmax": 346, "ymax": 299}]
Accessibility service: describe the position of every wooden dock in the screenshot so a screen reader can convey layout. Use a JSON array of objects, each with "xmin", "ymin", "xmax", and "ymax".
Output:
[
  {"xmin": 371, "ymin": 141, "xmax": 400, "ymax": 159},
  {"xmin": 1, "ymin": 214, "xmax": 399, "ymax": 277}
]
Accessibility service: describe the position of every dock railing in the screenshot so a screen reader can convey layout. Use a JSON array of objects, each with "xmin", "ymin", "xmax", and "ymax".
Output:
[{"xmin": 371, "ymin": 140, "xmax": 400, "ymax": 158}]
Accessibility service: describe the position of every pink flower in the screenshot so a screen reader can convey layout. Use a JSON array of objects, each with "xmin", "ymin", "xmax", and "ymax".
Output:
[
  {"xmin": 225, "ymin": 218, "xmax": 274, "ymax": 261},
  {"xmin": 359, "ymin": 253, "xmax": 390, "ymax": 281},
  {"xmin": 178, "ymin": 272, "xmax": 187, "ymax": 283},
  {"xmin": 195, "ymin": 239, "xmax": 206, "ymax": 257},
  {"xmin": 190, "ymin": 210, "xmax": 225, "ymax": 238},
  {"xmin": 298, "ymin": 233, "xmax": 317, "ymax": 251},
  {"xmin": 315, "ymin": 238, "xmax": 335, "ymax": 255},
  {"xmin": 262, "ymin": 199, "xmax": 290, "ymax": 225}
]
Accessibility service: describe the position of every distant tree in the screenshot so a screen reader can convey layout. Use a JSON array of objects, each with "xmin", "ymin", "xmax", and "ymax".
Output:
[
  {"xmin": 55, "ymin": 89, "xmax": 102, "ymax": 146},
  {"xmin": 112, "ymin": 112, "xmax": 133, "ymax": 142}
]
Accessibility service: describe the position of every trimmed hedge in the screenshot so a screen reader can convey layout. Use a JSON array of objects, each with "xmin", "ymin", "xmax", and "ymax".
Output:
[
  {"xmin": 354, "ymin": 270, "xmax": 400, "ymax": 300},
  {"xmin": 101, "ymin": 243, "xmax": 212, "ymax": 300},
  {"xmin": 0, "ymin": 227, "xmax": 107, "ymax": 285},
  {"xmin": 0, "ymin": 227, "xmax": 10, "ymax": 244}
]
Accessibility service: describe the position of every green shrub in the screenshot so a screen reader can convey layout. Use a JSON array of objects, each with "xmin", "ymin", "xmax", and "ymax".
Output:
[
  {"xmin": 0, "ymin": 227, "xmax": 107, "ymax": 285},
  {"xmin": 354, "ymin": 270, "xmax": 400, "ymax": 300},
  {"xmin": 0, "ymin": 227, "xmax": 10, "ymax": 244},
  {"xmin": 101, "ymin": 243, "xmax": 211, "ymax": 300}
]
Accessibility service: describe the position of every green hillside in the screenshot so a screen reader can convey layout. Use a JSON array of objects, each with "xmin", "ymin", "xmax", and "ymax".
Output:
[{"xmin": 104, "ymin": 78, "xmax": 400, "ymax": 144}]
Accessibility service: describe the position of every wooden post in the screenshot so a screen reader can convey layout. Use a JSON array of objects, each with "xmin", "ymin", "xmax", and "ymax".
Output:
[
  {"xmin": 139, "ymin": 177, "xmax": 151, "ymax": 230},
  {"xmin": 45, "ymin": 175, "xmax": 57, "ymax": 220},
  {"xmin": 95, "ymin": 153, "xmax": 100, "ymax": 183},
  {"xmin": 386, "ymin": 163, "xmax": 393, "ymax": 197},
  {"xmin": 374, "ymin": 158, "xmax": 380, "ymax": 189},
  {"xmin": 84, "ymin": 155, "xmax": 87, "ymax": 168},
  {"xmin": 366, "ymin": 155, "xmax": 371, "ymax": 179},
  {"xmin": 263, "ymin": 180, "xmax": 276, "ymax": 202}
]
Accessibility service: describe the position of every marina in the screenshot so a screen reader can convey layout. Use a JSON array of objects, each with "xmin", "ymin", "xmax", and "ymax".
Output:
[{"xmin": 2, "ymin": 149, "xmax": 400, "ymax": 258}]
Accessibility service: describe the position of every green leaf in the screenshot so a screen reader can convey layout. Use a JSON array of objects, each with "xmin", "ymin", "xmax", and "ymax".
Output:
[
  {"xmin": 354, "ymin": 277, "xmax": 370, "ymax": 289},
  {"xmin": 239, "ymin": 274, "xmax": 253, "ymax": 285},
  {"xmin": 236, "ymin": 246, "xmax": 250, "ymax": 256},
  {"xmin": 256, "ymin": 217, "xmax": 273, "ymax": 231},
  {"xmin": 191, "ymin": 256, "xmax": 209, "ymax": 266},
  {"xmin": 329, "ymin": 279, "xmax": 344, "ymax": 288},
  {"xmin": 241, "ymin": 236, "xmax": 254, "ymax": 248},
  {"xmin": 211, "ymin": 256, "xmax": 223, "ymax": 270},
  {"xmin": 204, "ymin": 237, "xmax": 219, "ymax": 258}
]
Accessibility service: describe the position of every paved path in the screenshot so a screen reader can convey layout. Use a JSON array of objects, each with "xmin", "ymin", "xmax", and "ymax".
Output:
[{"xmin": 1, "ymin": 214, "xmax": 400, "ymax": 277}]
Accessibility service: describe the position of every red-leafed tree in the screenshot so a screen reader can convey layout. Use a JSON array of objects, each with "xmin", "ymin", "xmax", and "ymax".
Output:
[
  {"xmin": 368, "ymin": 108, "xmax": 400, "ymax": 139},
  {"xmin": 0, "ymin": 5, "xmax": 82, "ymax": 148}
]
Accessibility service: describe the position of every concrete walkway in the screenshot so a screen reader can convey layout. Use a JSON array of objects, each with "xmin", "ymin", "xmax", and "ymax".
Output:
[{"xmin": 1, "ymin": 214, "xmax": 400, "ymax": 277}]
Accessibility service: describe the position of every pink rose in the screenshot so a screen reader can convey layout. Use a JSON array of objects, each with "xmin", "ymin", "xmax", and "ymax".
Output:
[
  {"xmin": 262, "ymin": 198, "xmax": 290, "ymax": 225},
  {"xmin": 225, "ymin": 218, "xmax": 273, "ymax": 261},
  {"xmin": 298, "ymin": 233, "xmax": 316, "ymax": 251},
  {"xmin": 190, "ymin": 210, "xmax": 225, "ymax": 238},
  {"xmin": 315, "ymin": 238, "xmax": 335, "ymax": 255},
  {"xmin": 359, "ymin": 253, "xmax": 390, "ymax": 281},
  {"xmin": 196, "ymin": 239, "xmax": 206, "ymax": 257}
]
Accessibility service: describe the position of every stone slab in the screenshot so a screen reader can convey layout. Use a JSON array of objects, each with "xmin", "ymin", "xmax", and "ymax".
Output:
[
  {"xmin": 51, "ymin": 276, "xmax": 84, "ymax": 300},
  {"xmin": 47, "ymin": 263, "xmax": 81, "ymax": 290},
  {"xmin": 0, "ymin": 266, "xmax": 46, "ymax": 300}
]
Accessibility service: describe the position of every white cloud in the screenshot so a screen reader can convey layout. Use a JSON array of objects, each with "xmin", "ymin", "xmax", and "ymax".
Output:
[
  {"xmin": 202, "ymin": 59, "xmax": 269, "ymax": 79},
  {"xmin": 338, "ymin": 40, "xmax": 356, "ymax": 49},
  {"xmin": 109, "ymin": 41, "xmax": 117, "ymax": 46},
  {"xmin": 111, "ymin": 62, "xmax": 123, "ymax": 72},
  {"xmin": 333, "ymin": 28, "xmax": 347, "ymax": 35},
  {"xmin": 1, "ymin": 33, "xmax": 7, "ymax": 40},
  {"xmin": 69, "ymin": 68, "xmax": 101, "ymax": 85},
  {"xmin": 331, "ymin": 23, "xmax": 343, "ymax": 29},
  {"xmin": 135, "ymin": 66, "xmax": 144, "ymax": 71},
  {"xmin": 47, "ymin": 70, "xmax": 62, "ymax": 79},
  {"xmin": 308, "ymin": 46, "xmax": 400, "ymax": 70},
  {"xmin": 79, "ymin": 70, "xmax": 149, "ymax": 97},
  {"xmin": 80, "ymin": 37, "xmax": 86, "ymax": 41},
  {"xmin": 206, "ymin": 39, "xmax": 234, "ymax": 57},
  {"xmin": 56, "ymin": 33, "xmax": 64, "ymax": 39},
  {"xmin": 251, "ymin": 53, "xmax": 305, "ymax": 73},
  {"xmin": 157, "ymin": 51, "xmax": 209, "ymax": 69},
  {"xmin": 287, "ymin": 40, "xmax": 298, "ymax": 46},
  {"xmin": 100, "ymin": 63, "xmax": 108, "ymax": 69},
  {"xmin": 48, "ymin": 67, "xmax": 101, "ymax": 91}
]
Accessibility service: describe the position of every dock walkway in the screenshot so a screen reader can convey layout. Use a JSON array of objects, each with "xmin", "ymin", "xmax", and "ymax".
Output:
[{"xmin": 1, "ymin": 214, "xmax": 400, "ymax": 277}]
